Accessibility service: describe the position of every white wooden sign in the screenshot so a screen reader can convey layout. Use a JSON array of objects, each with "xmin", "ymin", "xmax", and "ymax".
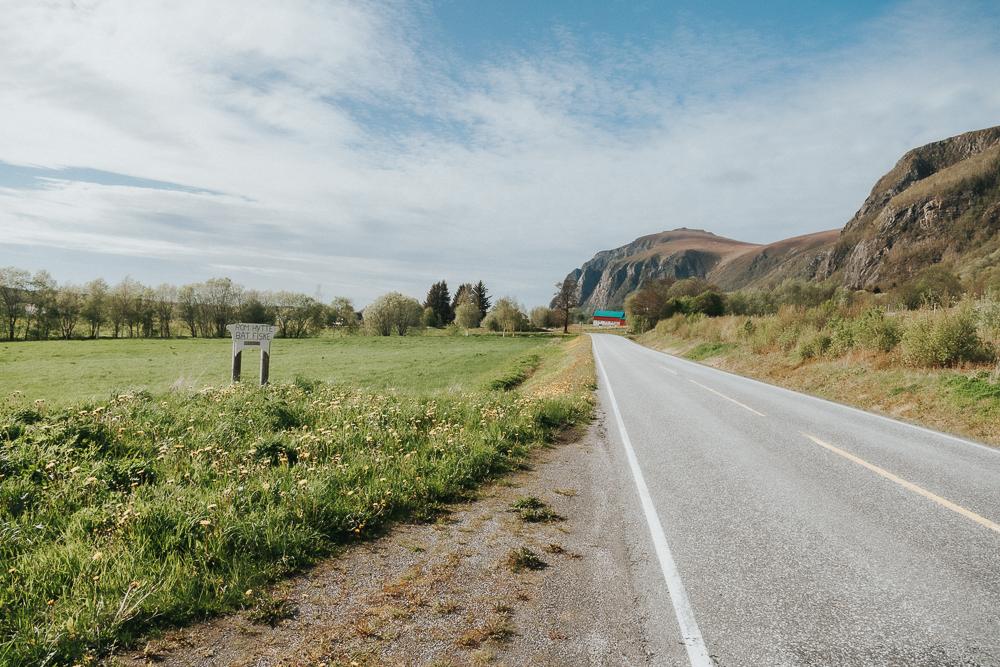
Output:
[{"xmin": 226, "ymin": 323, "xmax": 278, "ymax": 385}]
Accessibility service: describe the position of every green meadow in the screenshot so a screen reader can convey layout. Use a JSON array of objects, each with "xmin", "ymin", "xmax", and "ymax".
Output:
[
  {"xmin": 0, "ymin": 334, "xmax": 556, "ymax": 406},
  {"xmin": 0, "ymin": 334, "xmax": 595, "ymax": 664}
]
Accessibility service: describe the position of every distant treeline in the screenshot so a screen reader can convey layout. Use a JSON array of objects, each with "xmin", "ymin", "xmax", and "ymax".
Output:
[
  {"xmin": 0, "ymin": 268, "xmax": 533, "ymax": 341},
  {"xmin": 0, "ymin": 268, "xmax": 360, "ymax": 341}
]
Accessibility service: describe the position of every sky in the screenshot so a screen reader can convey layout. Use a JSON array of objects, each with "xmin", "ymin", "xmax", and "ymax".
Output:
[{"xmin": 1, "ymin": 0, "xmax": 1000, "ymax": 307}]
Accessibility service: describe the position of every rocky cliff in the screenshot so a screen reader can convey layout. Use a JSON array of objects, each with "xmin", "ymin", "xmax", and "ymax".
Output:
[
  {"xmin": 562, "ymin": 229, "xmax": 759, "ymax": 310},
  {"xmin": 561, "ymin": 125, "xmax": 1000, "ymax": 310},
  {"xmin": 815, "ymin": 125, "xmax": 1000, "ymax": 290}
]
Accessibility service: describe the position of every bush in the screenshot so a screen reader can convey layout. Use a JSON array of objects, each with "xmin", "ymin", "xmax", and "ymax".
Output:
[
  {"xmin": 363, "ymin": 292, "xmax": 423, "ymax": 336},
  {"xmin": 902, "ymin": 307, "xmax": 988, "ymax": 367},
  {"xmin": 853, "ymin": 308, "xmax": 901, "ymax": 353},
  {"xmin": 796, "ymin": 330, "xmax": 832, "ymax": 360},
  {"xmin": 689, "ymin": 291, "xmax": 726, "ymax": 317},
  {"xmin": 897, "ymin": 266, "xmax": 964, "ymax": 310}
]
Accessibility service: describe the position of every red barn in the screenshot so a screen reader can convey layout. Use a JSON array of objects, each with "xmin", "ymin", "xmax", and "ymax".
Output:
[{"xmin": 592, "ymin": 310, "xmax": 627, "ymax": 327}]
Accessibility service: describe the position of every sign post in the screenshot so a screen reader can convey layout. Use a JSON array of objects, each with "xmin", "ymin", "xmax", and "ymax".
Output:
[{"xmin": 226, "ymin": 323, "xmax": 278, "ymax": 385}]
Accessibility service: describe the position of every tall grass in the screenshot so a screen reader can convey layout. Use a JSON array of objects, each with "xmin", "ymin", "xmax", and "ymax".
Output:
[
  {"xmin": 646, "ymin": 295, "xmax": 999, "ymax": 369},
  {"xmin": 0, "ymin": 366, "xmax": 591, "ymax": 664}
]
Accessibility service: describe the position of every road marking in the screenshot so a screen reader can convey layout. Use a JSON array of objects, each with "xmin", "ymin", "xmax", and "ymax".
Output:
[
  {"xmin": 688, "ymin": 379, "xmax": 766, "ymax": 417},
  {"xmin": 661, "ymin": 365, "xmax": 679, "ymax": 376},
  {"xmin": 802, "ymin": 433, "xmax": 1000, "ymax": 534},
  {"xmin": 637, "ymin": 339, "xmax": 999, "ymax": 456},
  {"xmin": 593, "ymin": 340, "xmax": 713, "ymax": 667}
]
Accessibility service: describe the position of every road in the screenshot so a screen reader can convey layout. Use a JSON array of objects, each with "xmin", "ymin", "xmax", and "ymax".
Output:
[{"xmin": 591, "ymin": 334, "xmax": 1000, "ymax": 666}]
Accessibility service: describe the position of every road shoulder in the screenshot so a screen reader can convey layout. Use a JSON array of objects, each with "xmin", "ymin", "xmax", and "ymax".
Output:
[{"xmin": 111, "ymin": 413, "xmax": 666, "ymax": 667}]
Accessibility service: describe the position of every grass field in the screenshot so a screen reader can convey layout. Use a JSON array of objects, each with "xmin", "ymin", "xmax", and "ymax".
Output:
[
  {"xmin": 0, "ymin": 334, "xmax": 557, "ymax": 406},
  {"xmin": 0, "ymin": 333, "xmax": 594, "ymax": 664}
]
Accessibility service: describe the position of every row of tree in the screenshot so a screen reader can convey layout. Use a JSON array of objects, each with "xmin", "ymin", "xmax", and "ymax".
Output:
[
  {"xmin": 0, "ymin": 267, "xmax": 358, "ymax": 341},
  {"xmin": 0, "ymin": 265, "xmax": 585, "ymax": 341}
]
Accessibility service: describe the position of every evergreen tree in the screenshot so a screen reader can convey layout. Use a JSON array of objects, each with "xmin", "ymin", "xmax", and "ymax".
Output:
[
  {"xmin": 472, "ymin": 280, "xmax": 491, "ymax": 319},
  {"xmin": 424, "ymin": 280, "xmax": 452, "ymax": 326}
]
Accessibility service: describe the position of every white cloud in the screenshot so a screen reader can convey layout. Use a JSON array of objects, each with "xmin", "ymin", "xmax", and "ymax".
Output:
[{"xmin": 1, "ymin": 0, "xmax": 999, "ymax": 306}]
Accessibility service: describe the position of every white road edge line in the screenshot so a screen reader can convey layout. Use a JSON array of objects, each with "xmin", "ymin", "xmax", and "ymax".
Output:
[
  {"xmin": 802, "ymin": 433, "xmax": 1000, "ymax": 534},
  {"xmin": 593, "ymin": 339, "xmax": 714, "ymax": 667},
  {"xmin": 688, "ymin": 379, "xmax": 766, "ymax": 417}
]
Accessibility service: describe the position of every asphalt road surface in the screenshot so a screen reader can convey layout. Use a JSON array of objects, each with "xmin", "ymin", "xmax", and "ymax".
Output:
[{"xmin": 591, "ymin": 334, "xmax": 1000, "ymax": 666}]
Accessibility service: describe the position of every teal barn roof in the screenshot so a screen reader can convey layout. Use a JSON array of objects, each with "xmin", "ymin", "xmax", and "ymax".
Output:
[{"xmin": 593, "ymin": 310, "xmax": 626, "ymax": 319}]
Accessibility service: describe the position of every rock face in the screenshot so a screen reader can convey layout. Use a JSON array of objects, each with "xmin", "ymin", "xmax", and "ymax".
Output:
[
  {"xmin": 817, "ymin": 125, "xmax": 1000, "ymax": 290},
  {"xmin": 561, "ymin": 229, "xmax": 759, "ymax": 310},
  {"xmin": 562, "ymin": 125, "xmax": 1000, "ymax": 310}
]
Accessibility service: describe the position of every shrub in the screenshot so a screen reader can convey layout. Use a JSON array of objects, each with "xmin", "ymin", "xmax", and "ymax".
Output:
[
  {"xmin": 853, "ymin": 308, "xmax": 901, "ymax": 353},
  {"xmin": 689, "ymin": 291, "xmax": 726, "ymax": 317},
  {"xmin": 796, "ymin": 330, "xmax": 831, "ymax": 360},
  {"xmin": 827, "ymin": 317, "xmax": 856, "ymax": 356},
  {"xmin": 902, "ymin": 307, "xmax": 988, "ymax": 367},
  {"xmin": 897, "ymin": 266, "xmax": 964, "ymax": 310},
  {"xmin": 363, "ymin": 292, "xmax": 423, "ymax": 336}
]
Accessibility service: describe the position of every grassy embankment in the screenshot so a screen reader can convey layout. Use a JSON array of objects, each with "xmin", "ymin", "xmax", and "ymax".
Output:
[
  {"xmin": 0, "ymin": 334, "xmax": 595, "ymax": 664},
  {"xmin": 638, "ymin": 301, "xmax": 1000, "ymax": 446}
]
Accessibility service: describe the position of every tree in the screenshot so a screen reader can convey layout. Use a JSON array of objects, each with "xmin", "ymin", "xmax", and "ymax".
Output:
[
  {"xmin": 81, "ymin": 278, "xmax": 108, "ymax": 339},
  {"xmin": 239, "ymin": 294, "xmax": 275, "ymax": 325},
  {"xmin": 177, "ymin": 284, "xmax": 199, "ymax": 337},
  {"xmin": 201, "ymin": 277, "xmax": 241, "ymax": 337},
  {"xmin": 56, "ymin": 286, "xmax": 84, "ymax": 339},
  {"xmin": 452, "ymin": 283, "xmax": 474, "ymax": 311},
  {"xmin": 472, "ymin": 280, "xmax": 491, "ymax": 319},
  {"xmin": 153, "ymin": 284, "xmax": 176, "ymax": 337},
  {"xmin": 454, "ymin": 301, "xmax": 482, "ymax": 329},
  {"xmin": 424, "ymin": 280, "xmax": 452, "ymax": 326},
  {"xmin": 529, "ymin": 306, "xmax": 553, "ymax": 329},
  {"xmin": 689, "ymin": 290, "xmax": 726, "ymax": 317},
  {"xmin": 0, "ymin": 266, "xmax": 29, "ymax": 340},
  {"xmin": 552, "ymin": 276, "xmax": 578, "ymax": 334},
  {"xmin": 489, "ymin": 298, "xmax": 528, "ymax": 336},
  {"xmin": 29, "ymin": 270, "xmax": 58, "ymax": 340},
  {"xmin": 667, "ymin": 277, "xmax": 713, "ymax": 298},
  {"xmin": 273, "ymin": 292, "xmax": 325, "ymax": 338},
  {"xmin": 363, "ymin": 292, "xmax": 423, "ymax": 336},
  {"xmin": 327, "ymin": 296, "xmax": 358, "ymax": 331},
  {"xmin": 109, "ymin": 278, "xmax": 141, "ymax": 338}
]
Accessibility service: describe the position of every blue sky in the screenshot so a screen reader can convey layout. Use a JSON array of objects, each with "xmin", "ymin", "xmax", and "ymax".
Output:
[{"xmin": 1, "ymin": 0, "xmax": 999, "ymax": 306}]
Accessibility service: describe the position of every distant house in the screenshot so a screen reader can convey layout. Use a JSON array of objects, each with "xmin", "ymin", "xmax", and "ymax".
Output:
[{"xmin": 592, "ymin": 310, "xmax": 626, "ymax": 327}]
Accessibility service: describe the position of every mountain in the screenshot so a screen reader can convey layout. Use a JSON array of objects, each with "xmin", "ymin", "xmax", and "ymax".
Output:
[
  {"xmin": 561, "ymin": 125, "xmax": 1000, "ymax": 310},
  {"xmin": 562, "ymin": 229, "xmax": 759, "ymax": 311},
  {"xmin": 814, "ymin": 125, "xmax": 1000, "ymax": 290}
]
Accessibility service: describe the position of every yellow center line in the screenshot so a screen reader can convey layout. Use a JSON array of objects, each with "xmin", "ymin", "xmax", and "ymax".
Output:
[
  {"xmin": 802, "ymin": 433, "xmax": 1000, "ymax": 534},
  {"xmin": 688, "ymin": 379, "xmax": 766, "ymax": 416}
]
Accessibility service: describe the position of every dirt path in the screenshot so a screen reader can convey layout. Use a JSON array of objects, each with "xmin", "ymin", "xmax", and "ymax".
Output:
[{"xmin": 112, "ymin": 412, "xmax": 665, "ymax": 666}]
